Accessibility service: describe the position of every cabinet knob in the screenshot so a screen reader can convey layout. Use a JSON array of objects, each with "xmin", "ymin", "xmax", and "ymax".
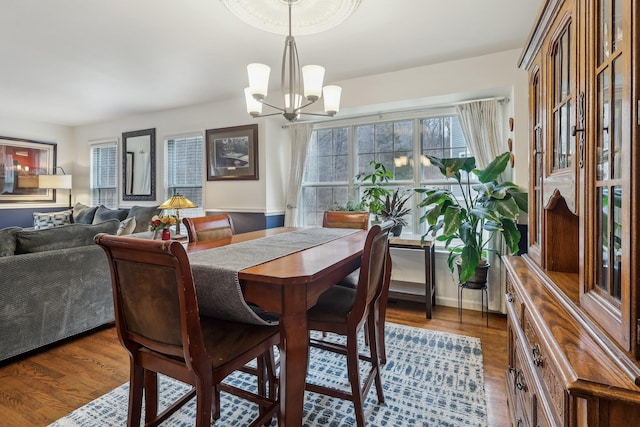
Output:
[
  {"xmin": 532, "ymin": 343, "xmax": 544, "ymax": 367},
  {"xmin": 506, "ymin": 292, "xmax": 515, "ymax": 303},
  {"xmin": 516, "ymin": 369, "xmax": 527, "ymax": 391}
]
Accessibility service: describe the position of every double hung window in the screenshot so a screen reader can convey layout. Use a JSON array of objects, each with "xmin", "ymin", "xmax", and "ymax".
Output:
[
  {"xmin": 300, "ymin": 109, "xmax": 472, "ymax": 238},
  {"xmin": 165, "ymin": 134, "xmax": 204, "ymax": 217},
  {"xmin": 90, "ymin": 141, "xmax": 118, "ymax": 207}
]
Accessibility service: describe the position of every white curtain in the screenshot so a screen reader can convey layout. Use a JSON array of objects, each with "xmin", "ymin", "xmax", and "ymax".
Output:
[
  {"xmin": 456, "ymin": 98, "xmax": 509, "ymax": 313},
  {"xmin": 284, "ymin": 123, "xmax": 313, "ymax": 227},
  {"xmin": 455, "ymin": 99, "xmax": 503, "ymax": 169}
]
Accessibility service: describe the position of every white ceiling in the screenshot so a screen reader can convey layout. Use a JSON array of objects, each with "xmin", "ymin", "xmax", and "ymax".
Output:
[{"xmin": 0, "ymin": 0, "xmax": 542, "ymax": 127}]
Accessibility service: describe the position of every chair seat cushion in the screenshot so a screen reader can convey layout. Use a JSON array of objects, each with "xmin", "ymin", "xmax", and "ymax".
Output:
[
  {"xmin": 335, "ymin": 268, "xmax": 359, "ymax": 289},
  {"xmin": 307, "ymin": 285, "xmax": 357, "ymax": 324},
  {"xmin": 200, "ymin": 317, "xmax": 278, "ymax": 369}
]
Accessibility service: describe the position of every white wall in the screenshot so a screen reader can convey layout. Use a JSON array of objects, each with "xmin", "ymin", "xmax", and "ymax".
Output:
[
  {"xmin": 2, "ymin": 48, "xmax": 530, "ymax": 313},
  {"xmin": 71, "ymin": 96, "xmax": 287, "ymax": 211},
  {"xmin": 69, "ymin": 48, "xmax": 529, "ymax": 215}
]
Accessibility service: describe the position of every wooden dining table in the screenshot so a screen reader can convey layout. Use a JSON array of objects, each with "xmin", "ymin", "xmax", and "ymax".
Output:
[{"xmin": 186, "ymin": 226, "xmax": 368, "ymax": 426}]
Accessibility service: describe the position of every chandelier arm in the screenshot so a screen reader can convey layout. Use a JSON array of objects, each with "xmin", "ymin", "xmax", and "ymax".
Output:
[
  {"xmin": 258, "ymin": 99, "xmax": 286, "ymax": 113},
  {"xmin": 250, "ymin": 111, "xmax": 285, "ymax": 118},
  {"xmin": 297, "ymin": 111, "xmax": 336, "ymax": 118},
  {"xmin": 294, "ymin": 98, "xmax": 318, "ymax": 112}
]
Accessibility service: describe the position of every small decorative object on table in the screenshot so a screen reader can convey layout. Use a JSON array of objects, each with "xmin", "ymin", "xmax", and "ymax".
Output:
[{"xmin": 150, "ymin": 214, "xmax": 178, "ymax": 240}]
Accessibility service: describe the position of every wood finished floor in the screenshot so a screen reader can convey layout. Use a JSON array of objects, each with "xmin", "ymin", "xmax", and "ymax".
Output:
[{"xmin": 0, "ymin": 301, "xmax": 509, "ymax": 426}]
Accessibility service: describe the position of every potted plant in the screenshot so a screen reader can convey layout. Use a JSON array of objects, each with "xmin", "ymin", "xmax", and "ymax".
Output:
[
  {"xmin": 328, "ymin": 200, "xmax": 366, "ymax": 212},
  {"xmin": 381, "ymin": 189, "xmax": 412, "ymax": 236},
  {"xmin": 356, "ymin": 161, "xmax": 392, "ymax": 222},
  {"xmin": 416, "ymin": 151, "xmax": 528, "ymax": 286}
]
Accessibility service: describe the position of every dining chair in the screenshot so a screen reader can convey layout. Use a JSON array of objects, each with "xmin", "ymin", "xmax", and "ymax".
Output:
[
  {"xmin": 323, "ymin": 212, "xmax": 394, "ymax": 365},
  {"xmin": 183, "ymin": 214, "xmax": 235, "ymax": 243},
  {"xmin": 305, "ymin": 224, "xmax": 391, "ymax": 427},
  {"xmin": 94, "ymin": 234, "xmax": 279, "ymax": 427},
  {"xmin": 322, "ymin": 210, "xmax": 369, "ymax": 230},
  {"xmin": 322, "ymin": 211, "xmax": 369, "ymax": 288}
]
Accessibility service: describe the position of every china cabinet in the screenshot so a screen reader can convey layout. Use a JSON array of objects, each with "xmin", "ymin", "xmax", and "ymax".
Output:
[{"xmin": 505, "ymin": 0, "xmax": 640, "ymax": 425}]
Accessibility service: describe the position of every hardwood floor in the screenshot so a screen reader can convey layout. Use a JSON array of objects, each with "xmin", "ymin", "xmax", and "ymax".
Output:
[{"xmin": 0, "ymin": 301, "xmax": 509, "ymax": 426}]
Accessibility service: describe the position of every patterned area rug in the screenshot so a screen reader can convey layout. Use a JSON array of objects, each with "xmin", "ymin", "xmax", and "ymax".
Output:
[{"xmin": 50, "ymin": 323, "xmax": 487, "ymax": 426}]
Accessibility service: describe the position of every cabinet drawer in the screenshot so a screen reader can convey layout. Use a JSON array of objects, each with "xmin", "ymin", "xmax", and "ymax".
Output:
[
  {"xmin": 515, "ymin": 341, "xmax": 536, "ymax": 427},
  {"xmin": 522, "ymin": 310, "xmax": 564, "ymax": 425}
]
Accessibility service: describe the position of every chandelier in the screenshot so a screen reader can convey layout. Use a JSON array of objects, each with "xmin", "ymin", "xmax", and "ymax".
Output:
[{"xmin": 243, "ymin": 0, "xmax": 342, "ymax": 122}]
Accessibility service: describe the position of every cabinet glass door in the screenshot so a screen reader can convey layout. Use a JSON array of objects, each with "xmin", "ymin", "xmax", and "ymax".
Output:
[
  {"xmin": 582, "ymin": 0, "xmax": 630, "ymax": 351},
  {"xmin": 529, "ymin": 65, "xmax": 544, "ymax": 262},
  {"xmin": 551, "ymin": 22, "xmax": 574, "ymax": 172},
  {"xmin": 593, "ymin": 0, "xmax": 624, "ymax": 303}
]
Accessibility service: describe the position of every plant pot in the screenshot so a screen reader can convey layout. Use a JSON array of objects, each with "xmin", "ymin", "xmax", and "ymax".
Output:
[
  {"xmin": 161, "ymin": 229, "xmax": 171, "ymax": 240},
  {"xmin": 457, "ymin": 261, "xmax": 490, "ymax": 289},
  {"xmin": 390, "ymin": 224, "xmax": 403, "ymax": 236}
]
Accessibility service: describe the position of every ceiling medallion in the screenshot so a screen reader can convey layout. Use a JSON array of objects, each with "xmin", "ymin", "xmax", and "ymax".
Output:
[{"xmin": 220, "ymin": 0, "xmax": 361, "ymax": 35}]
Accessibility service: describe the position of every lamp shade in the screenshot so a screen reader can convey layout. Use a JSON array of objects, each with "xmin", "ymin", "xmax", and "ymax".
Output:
[
  {"xmin": 323, "ymin": 85, "xmax": 342, "ymax": 115},
  {"xmin": 38, "ymin": 174, "xmax": 72, "ymax": 189},
  {"xmin": 158, "ymin": 194, "xmax": 197, "ymax": 210},
  {"xmin": 302, "ymin": 65, "xmax": 325, "ymax": 100},
  {"xmin": 245, "ymin": 87, "xmax": 263, "ymax": 116},
  {"xmin": 247, "ymin": 63, "xmax": 270, "ymax": 99}
]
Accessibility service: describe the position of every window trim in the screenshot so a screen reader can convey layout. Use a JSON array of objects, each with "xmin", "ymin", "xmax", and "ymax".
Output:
[
  {"xmin": 89, "ymin": 138, "xmax": 118, "ymax": 207},
  {"xmin": 300, "ymin": 107, "xmax": 469, "ymax": 235}
]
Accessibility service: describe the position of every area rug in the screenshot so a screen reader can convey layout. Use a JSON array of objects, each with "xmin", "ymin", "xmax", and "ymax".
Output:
[{"xmin": 50, "ymin": 323, "xmax": 487, "ymax": 427}]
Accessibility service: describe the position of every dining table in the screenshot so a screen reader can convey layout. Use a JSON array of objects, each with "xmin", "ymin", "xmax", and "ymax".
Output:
[{"xmin": 186, "ymin": 226, "xmax": 368, "ymax": 426}]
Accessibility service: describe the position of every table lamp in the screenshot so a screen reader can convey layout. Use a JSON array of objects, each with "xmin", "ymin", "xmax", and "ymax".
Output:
[
  {"xmin": 158, "ymin": 194, "xmax": 197, "ymax": 237},
  {"xmin": 38, "ymin": 167, "xmax": 73, "ymax": 208}
]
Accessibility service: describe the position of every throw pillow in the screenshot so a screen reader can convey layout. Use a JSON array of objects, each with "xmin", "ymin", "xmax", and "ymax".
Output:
[
  {"xmin": 93, "ymin": 205, "xmax": 129, "ymax": 224},
  {"xmin": 15, "ymin": 219, "xmax": 120, "ymax": 254},
  {"xmin": 72, "ymin": 202, "xmax": 99, "ymax": 224},
  {"xmin": 0, "ymin": 226, "xmax": 21, "ymax": 257},
  {"xmin": 33, "ymin": 209, "xmax": 73, "ymax": 230},
  {"xmin": 117, "ymin": 217, "xmax": 137, "ymax": 235},
  {"xmin": 127, "ymin": 205, "xmax": 161, "ymax": 233}
]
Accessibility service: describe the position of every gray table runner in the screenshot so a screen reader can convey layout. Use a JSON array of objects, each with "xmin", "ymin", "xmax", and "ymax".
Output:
[{"xmin": 188, "ymin": 228, "xmax": 359, "ymax": 325}]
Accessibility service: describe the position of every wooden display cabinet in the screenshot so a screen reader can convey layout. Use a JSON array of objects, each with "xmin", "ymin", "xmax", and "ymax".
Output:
[{"xmin": 505, "ymin": 0, "xmax": 640, "ymax": 425}]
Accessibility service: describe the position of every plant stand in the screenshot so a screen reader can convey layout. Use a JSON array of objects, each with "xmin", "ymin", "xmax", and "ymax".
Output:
[{"xmin": 457, "ymin": 281, "xmax": 488, "ymax": 326}]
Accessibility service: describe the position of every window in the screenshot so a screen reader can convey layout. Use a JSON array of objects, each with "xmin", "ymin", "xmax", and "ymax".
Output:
[
  {"xmin": 165, "ymin": 134, "xmax": 204, "ymax": 217},
  {"xmin": 300, "ymin": 109, "xmax": 470, "ymax": 237},
  {"xmin": 90, "ymin": 141, "xmax": 117, "ymax": 207}
]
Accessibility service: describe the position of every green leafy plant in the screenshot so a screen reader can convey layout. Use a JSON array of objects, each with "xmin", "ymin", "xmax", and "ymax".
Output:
[
  {"xmin": 356, "ymin": 161, "xmax": 392, "ymax": 220},
  {"xmin": 381, "ymin": 189, "xmax": 412, "ymax": 227},
  {"xmin": 416, "ymin": 151, "xmax": 528, "ymax": 283},
  {"xmin": 328, "ymin": 200, "xmax": 366, "ymax": 212}
]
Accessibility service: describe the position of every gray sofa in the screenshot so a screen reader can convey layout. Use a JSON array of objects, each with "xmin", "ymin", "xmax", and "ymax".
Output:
[
  {"xmin": 0, "ymin": 221, "xmax": 119, "ymax": 362},
  {"xmin": 0, "ymin": 204, "xmax": 161, "ymax": 363}
]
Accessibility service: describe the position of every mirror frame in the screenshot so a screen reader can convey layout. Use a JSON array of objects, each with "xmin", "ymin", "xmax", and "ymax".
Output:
[{"xmin": 122, "ymin": 128, "xmax": 156, "ymax": 201}]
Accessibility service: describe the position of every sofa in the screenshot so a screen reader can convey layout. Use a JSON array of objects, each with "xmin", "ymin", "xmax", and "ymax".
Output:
[{"xmin": 0, "ymin": 203, "xmax": 160, "ymax": 363}]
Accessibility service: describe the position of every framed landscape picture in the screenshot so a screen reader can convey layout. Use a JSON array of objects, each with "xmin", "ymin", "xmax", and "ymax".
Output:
[
  {"xmin": 0, "ymin": 136, "xmax": 57, "ymax": 203},
  {"xmin": 206, "ymin": 124, "xmax": 258, "ymax": 181}
]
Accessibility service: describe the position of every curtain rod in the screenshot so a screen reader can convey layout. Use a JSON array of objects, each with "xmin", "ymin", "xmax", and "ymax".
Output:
[
  {"xmin": 281, "ymin": 96, "xmax": 510, "ymax": 128},
  {"xmin": 452, "ymin": 96, "xmax": 509, "ymax": 106}
]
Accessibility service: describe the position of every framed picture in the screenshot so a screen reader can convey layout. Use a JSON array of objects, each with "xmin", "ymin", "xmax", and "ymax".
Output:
[
  {"xmin": 206, "ymin": 124, "xmax": 258, "ymax": 181},
  {"xmin": 0, "ymin": 136, "xmax": 57, "ymax": 203}
]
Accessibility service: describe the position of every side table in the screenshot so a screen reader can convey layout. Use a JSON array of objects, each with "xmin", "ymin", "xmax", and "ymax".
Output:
[{"xmin": 388, "ymin": 234, "xmax": 436, "ymax": 319}]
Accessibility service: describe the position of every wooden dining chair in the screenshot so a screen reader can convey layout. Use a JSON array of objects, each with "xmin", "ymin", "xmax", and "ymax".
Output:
[
  {"xmin": 94, "ymin": 234, "xmax": 279, "ymax": 427},
  {"xmin": 305, "ymin": 224, "xmax": 391, "ymax": 427},
  {"xmin": 323, "ymin": 212, "xmax": 394, "ymax": 365},
  {"xmin": 183, "ymin": 214, "xmax": 235, "ymax": 243},
  {"xmin": 322, "ymin": 210, "xmax": 369, "ymax": 230}
]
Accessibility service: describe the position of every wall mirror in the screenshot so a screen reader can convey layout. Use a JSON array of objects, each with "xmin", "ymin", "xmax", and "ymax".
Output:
[{"xmin": 122, "ymin": 128, "xmax": 155, "ymax": 201}]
